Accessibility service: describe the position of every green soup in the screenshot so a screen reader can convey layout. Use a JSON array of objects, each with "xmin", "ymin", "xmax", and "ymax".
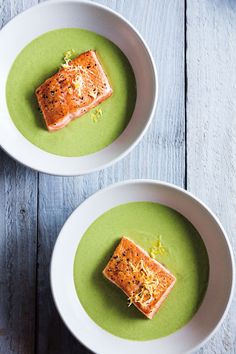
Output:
[
  {"xmin": 74, "ymin": 202, "xmax": 209, "ymax": 341},
  {"xmin": 6, "ymin": 28, "xmax": 136, "ymax": 157}
]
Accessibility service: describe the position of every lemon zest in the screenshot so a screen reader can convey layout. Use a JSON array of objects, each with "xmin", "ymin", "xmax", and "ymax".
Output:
[
  {"xmin": 91, "ymin": 108, "xmax": 103, "ymax": 123},
  {"xmin": 61, "ymin": 49, "xmax": 76, "ymax": 68},
  {"xmin": 72, "ymin": 74, "xmax": 84, "ymax": 97},
  {"xmin": 127, "ymin": 260, "xmax": 160, "ymax": 307},
  {"xmin": 150, "ymin": 237, "xmax": 166, "ymax": 258}
]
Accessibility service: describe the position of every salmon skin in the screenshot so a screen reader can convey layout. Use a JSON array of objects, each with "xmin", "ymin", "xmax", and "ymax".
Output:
[
  {"xmin": 103, "ymin": 237, "xmax": 176, "ymax": 319},
  {"xmin": 35, "ymin": 50, "xmax": 112, "ymax": 131}
]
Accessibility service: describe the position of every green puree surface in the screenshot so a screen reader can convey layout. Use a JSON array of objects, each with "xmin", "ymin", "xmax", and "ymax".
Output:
[
  {"xmin": 6, "ymin": 29, "xmax": 136, "ymax": 157},
  {"xmin": 74, "ymin": 202, "xmax": 209, "ymax": 341}
]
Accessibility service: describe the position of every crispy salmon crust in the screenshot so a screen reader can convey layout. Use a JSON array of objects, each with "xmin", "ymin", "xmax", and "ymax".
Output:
[
  {"xmin": 103, "ymin": 237, "xmax": 176, "ymax": 319},
  {"xmin": 35, "ymin": 50, "xmax": 112, "ymax": 131}
]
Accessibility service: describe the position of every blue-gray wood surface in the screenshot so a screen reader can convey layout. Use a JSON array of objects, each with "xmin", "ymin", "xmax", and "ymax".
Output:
[{"xmin": 0, "ymin": 0, "xmax": 235, "ymax": 353}]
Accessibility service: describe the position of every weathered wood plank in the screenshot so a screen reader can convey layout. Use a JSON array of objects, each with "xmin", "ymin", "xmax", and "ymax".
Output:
[
  {"xmin": 0, "ymin": 2, "xmax": 38, "ymax": 354},
  {"xmin": 0, "ymin": 151, "xmax": 38, "ymax": 354},
  {"xmin": 187, "ymin": 1, "xmax": 236, "ymax": 353},
  {"xmin": 0, "ymin": 0, "xmax": 38, "ymax": 27},
  {"xmin": 36, "ymin": 0, "xmax": 185, "ymax": 353}
]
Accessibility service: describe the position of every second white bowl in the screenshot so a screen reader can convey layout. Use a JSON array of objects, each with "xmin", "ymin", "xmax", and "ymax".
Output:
[{"xmin": 0, "ymin": 0, "xmax": 157, "ymax": 175}]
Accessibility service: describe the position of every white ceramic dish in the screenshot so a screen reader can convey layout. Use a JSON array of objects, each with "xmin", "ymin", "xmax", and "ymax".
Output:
[
  {"xmin": 0, "ymin": 0, "xmax": 157, "ymax": 176},
  {"xmin": 51, "ymin": 179, "xmax": 235, "ymax": 354}
]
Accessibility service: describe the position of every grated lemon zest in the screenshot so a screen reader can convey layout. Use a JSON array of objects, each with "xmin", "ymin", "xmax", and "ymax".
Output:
[
  {"xmin": 127, "ymin": 260, "xmax": 160, "ymax": 307},
  {"xmin": 72, "ymin": 74, "xmax": 84, "ymax": 97},
  {"xmin": 61, "ymin": 49, "xmax": 76, "ymax": 68},
  {"xmin": 60, "ymin": 53, "xmax": 101, "ymax": 100},
  {"xmin": 150, "ymin": 237, "xmax": 166, "ymax": 258},
  {"xmin": 91, "ymin": 108, "xmax": 103, "ymax": 123}
]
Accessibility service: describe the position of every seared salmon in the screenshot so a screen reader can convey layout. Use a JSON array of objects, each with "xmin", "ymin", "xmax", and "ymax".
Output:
[
  {"xmin": 103, "ymin": 237, "xmax": 176, "ymax": 319},
  {"xmin": 35, "ymin": 50, "xmax": 112, "ymax": 131}
]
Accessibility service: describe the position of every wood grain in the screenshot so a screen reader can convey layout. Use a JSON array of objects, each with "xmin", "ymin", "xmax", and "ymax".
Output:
[
  {"xmin": 36, "ymin": 0, "xmax": 185, "ymax": 353},
  {"xmin": 187, "ymin": 0, "xmax": 236, "ymax": 352},
  {"xmin": 0, "ymin": 152, "xmax": 38, "ymax": 354}
]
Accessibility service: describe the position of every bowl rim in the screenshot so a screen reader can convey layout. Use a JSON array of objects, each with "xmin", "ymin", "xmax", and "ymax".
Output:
[
  {"xmin": 50, "ymin": 178, "xmax": 235, "ymax": 353},
  {"xmin": 0, "ymin": 0, "xmax": 158, "ymax": 176}
]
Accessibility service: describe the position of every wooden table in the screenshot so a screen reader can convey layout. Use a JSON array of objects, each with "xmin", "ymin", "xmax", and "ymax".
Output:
[{"xmin": 0, "ymin": 0, "xmax": 235, "ymax": 353}]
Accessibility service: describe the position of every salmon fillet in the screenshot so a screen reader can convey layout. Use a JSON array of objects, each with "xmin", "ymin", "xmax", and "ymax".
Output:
[
  {"xmin": 103, "ymin": 237, "xmax": 176, "ymax": 319},
  {"xmin": 35, "ymin": 50, "xmax": 112, "ymax": 131}
]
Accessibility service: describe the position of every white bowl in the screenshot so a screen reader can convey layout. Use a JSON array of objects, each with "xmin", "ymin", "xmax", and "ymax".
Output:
[
  {"xmin": 0, "ymin": 0, "xmax": 157, "ymax": 176},
  {"xmin": 50, "ymin": 179, "xmax": 235, "ymax": 354}
]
